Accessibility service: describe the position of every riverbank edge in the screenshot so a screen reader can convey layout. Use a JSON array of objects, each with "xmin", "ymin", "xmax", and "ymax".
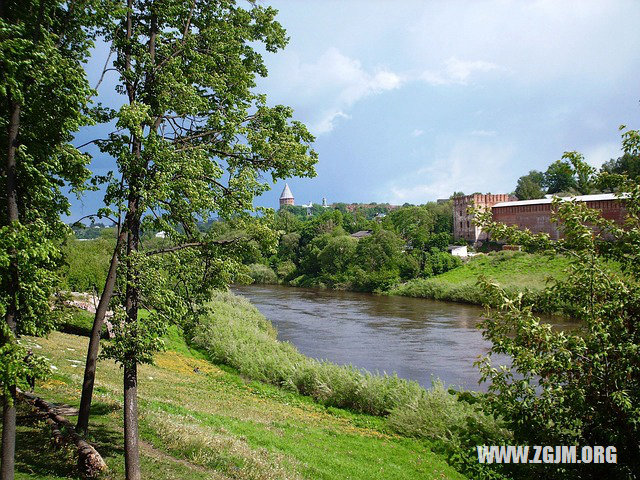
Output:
[
  {"xmin": 253, "ymin": 250, "xmax": 570, "ymax": 311},
  {"xmin": 255, "ymin": 270, "xmax": 547, "ymax": 310}
]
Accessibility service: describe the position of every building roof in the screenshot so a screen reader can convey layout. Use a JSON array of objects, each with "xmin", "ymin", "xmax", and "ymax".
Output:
[
  {"xmin": 279, "ymin": 183, "xmax": 294, "ymax": 200},
  {"xmin": 492, "ymin": 193, "xmax": 623, "ymax": 208},
  {"xmin": 350, "ymin": 230, "xmax": 373, "ymax": 238}
]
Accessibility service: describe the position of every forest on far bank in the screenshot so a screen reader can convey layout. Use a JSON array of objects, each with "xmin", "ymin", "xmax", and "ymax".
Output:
[{"xmin": 67, "ymin": 199, "xmax": 462, "ymax": 295}]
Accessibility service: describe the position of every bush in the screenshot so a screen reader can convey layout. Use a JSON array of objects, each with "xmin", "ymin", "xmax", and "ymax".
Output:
[
  {"xmin": 473, "ymin": 144, "xmax": 640, "ymax": 478},
  {"xmin": 388, "ymin": 383, "xmax": 511, "ymax": 479},
  {"xmin": 57, "ymin": 308, "xmax": 109, "ymax": 338},
  {"xmin": 246, "ymin": 263, "xmax": 278, "ymax": 284},
  {"xmin": 423, "ymin": 250, "xmax": 462, "ymax": 277},
  {"xmin": 350, "ymin": 267, "xmax": 400, "ymax": 292},
  {"xmin": 276, "ymin": 259, "xmax": 297, "ymax": 280}
]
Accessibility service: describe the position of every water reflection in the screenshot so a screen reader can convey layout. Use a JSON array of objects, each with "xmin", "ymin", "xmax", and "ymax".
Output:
[{"xmin": 232, "ymin": 284, "xmax": 576, "ymax": 391}]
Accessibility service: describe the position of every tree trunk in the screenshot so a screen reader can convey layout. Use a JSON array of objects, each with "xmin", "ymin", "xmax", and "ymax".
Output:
[
  {"xmin": 123, "ymin": 362, "xmax": 140, "ymax": 480},
  {"xmin": 76, "ymin": 229, "xmax": 126, "ymax": 434},
  {"xmin": 2, "ymin": 99, "xmax": 21, "ymax": 480},
  {"xmin": 1, "ymin": 387, "xmax": 16, "ymax": 480},
  {"xmin": 122, "ymin": 196, "xmax": 141, "ymax": 478}
]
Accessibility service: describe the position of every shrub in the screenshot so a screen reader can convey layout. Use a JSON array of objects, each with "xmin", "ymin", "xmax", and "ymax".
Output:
[
  {"xmin": 275, "ymin": 260, "xmax": 297, "ymax": 280},
  {"xmin": 423, "ymin": 250, "xmax": 462, "ymax": 277},
  {"xmin": 350, "ymin": 267, "xmax": 400, "ymax": 292},
  {"xmin": 473, "ymin": 143, "xmax": 640, "ymax": 478},
  {"xmin": 58, "ymin": 308, "xmax": 96, "ymax": 337},
  {"xmin": 246, "ymin": 263, "xmax": 278, "ymax": 284}
]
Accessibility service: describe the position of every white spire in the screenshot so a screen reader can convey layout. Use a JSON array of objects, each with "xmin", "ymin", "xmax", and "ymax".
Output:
[{"xmin": 280, "ymin": 183, "xmax": 294, "ymax": 200}]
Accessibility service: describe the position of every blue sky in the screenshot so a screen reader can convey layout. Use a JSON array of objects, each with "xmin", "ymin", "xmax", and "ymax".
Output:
[{"xmin": 70, "ymin": 0, "xmax": 640, "ymax": 220}]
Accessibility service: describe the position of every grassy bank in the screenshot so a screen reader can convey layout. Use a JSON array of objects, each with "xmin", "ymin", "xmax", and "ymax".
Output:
[
  {"xmin": 190, "ymin": 292, "xmax": 510, "ymax": 479},
  {"xmin": 389, "ymin": 250, "xmax": 570, "ymax": 306},
  {"xmin": 15, "ymin": 329, "xmax": 466, "ymax": 480}
]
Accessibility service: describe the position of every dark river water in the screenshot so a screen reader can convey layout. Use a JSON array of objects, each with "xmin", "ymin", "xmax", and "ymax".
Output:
[{"xmin": 232, "ymin": 284, "xmax": 577, "ymax": 391}]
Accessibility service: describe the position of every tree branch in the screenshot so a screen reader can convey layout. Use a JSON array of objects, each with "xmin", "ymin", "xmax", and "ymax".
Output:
[{"xmin": 145, "ymin": 238, "xmax": 240, "ymax": 256}]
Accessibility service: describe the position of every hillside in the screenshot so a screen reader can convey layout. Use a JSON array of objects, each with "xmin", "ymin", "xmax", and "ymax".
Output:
[
  {"xmin": 15, "ymin": 330, "xmax": 465, "ymax": 480},
  {"xmin": 390, "ymin": 250, "xmax": 571, "ymax": 306}
]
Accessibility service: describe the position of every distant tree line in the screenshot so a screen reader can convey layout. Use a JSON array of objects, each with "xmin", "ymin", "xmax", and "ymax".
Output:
[
  {"xmin": 237, "ymin": 200, "xmax": 460, "ymax": 293},
  {"xmin": 513, "ymin": 145, "xmax": 640, "ymax": 200}
]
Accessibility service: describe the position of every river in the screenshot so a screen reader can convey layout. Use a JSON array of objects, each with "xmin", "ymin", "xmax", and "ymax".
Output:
[{"xmin": 233, "ymin": 284, "xmax": 576, "ymax": 391}]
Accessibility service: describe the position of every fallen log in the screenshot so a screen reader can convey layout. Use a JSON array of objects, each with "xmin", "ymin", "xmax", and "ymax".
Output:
[{"xmin": 19, "ymin": 390, "xmax": 107, "ymax": 478}]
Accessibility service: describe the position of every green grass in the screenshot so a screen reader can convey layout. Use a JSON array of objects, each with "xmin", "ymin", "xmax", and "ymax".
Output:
[
  {"xmin": 192, "ymin": 291, "xmax": 427, "ymax": 417},
  {"xmin": 389, "ymin": 250, "xmax": 570, "ymax": 306},
  {"xmin": 15, "ymin": 330, "xmax": 465, "ymax": 480}
]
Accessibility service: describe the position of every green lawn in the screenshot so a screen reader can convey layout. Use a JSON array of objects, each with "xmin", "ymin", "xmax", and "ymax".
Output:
[
  {"xmin": 14, "ymin": 330, "xmax": 465, "ymax": 480},
  {"xmin": 390, "ymin": 250, "xmax": 570, "ymax": 306}
]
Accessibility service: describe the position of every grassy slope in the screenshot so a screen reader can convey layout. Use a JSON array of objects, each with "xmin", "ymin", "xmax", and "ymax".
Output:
[
  {"xmin": 15, "ymin": 330, "xmax": 464, "ymax": 480},
  {"xmin": 390, "ymin": 251, "xmax": 570, "ymax": 305}
]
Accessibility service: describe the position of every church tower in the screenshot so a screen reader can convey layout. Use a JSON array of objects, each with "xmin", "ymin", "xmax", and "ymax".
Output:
[{"xmin": 279, "ymin": 183, "xmax": 294, "ymax": 208}]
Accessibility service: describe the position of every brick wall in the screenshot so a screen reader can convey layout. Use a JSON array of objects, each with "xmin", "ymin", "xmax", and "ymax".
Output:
[
  {"xmin": 453, "ymin": 194, "xmax": 516, "ymax": 242},
  {"xmin": 492, "ymin": 202, "xmax": 559, "ymax": 239},
  {"xmin": 491, "ymin": 198, "xmax": 626, "ymax": 239}
]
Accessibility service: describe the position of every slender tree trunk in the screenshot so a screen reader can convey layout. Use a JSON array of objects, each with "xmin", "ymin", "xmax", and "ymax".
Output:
[
  {"xmin": 120, "ymin": 1, "xmax": 142, "ymax": 475},
  {"xmin": 123, "ymin": 198, "xmax": 141, "ymax": 480},
  {"xmin": 123, "ymin": 362, "xmax": 140, "ymax": 480},
  {"xmin": 1, "ymin": 386, "xmax": 16, "ymax": 480},
  {"xmin": 2, "ymin": 99, "xmax": 21, "ymax": 480},
  {"xmin": 76, "ymin": 229, "xmax": 126, "ymax": 434}
]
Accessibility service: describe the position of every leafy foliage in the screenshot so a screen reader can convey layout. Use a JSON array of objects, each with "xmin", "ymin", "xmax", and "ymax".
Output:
[
  {"xmin": 93, "ymin": 0, "xmax": 317, "ymax": 365},
  {"xmin": 1, "ymin": 0, "xmax": 96, "ymax": 399},
  {"xmin": 542, "ymin": 158, "xmax": 578, "ymax": 194},
  {"xmin": 514, "ymin": 170, "xmax": 545, "ymax": 200},
  {"xmin": 259, "ymin": 201, "xmax": 458, "ymax": 292}
]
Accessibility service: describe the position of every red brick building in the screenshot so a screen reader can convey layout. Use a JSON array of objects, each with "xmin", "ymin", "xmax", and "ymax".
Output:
[
  {"xmin": 454, "ymin": 193, "xmax": 626, "ymax": 243},
  {"xmin": 453, "ymin": 193, "xmax": 516, "ymax": 242}
]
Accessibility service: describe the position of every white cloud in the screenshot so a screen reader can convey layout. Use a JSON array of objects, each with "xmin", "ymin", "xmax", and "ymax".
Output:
[
  {"xmin": 315, "ymin": 111, "xmax": 351, "ymax": 135},
  {"xmin": 263, "ymin": 47, "xmax": 404, "ymax": 134},
  {"xmin": 471, "ymin": 129, "xmax": 496, "ymax": 137},
  {"xmin": 412, "ymin": 129, "xmax": 424, "ymax": 137},
  {"xmin": 421, "ymin": 57, "xmax": 500, "ymax": 86},
  {"xmin": 261, "ymin": 47, "xmax": 504, "ymax": 135},
  {"xmin": 386, "ymin": 140, "xmax": 515, "ymax": 203}
]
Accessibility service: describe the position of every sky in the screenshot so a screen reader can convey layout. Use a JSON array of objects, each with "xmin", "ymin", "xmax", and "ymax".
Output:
[{"xmin": 70, "ymin": 0, "xmax": 640, "ymax": 220}]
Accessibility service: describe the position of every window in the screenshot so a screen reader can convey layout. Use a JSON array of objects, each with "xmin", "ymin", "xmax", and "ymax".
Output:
[
  {"xmin": 460, "ymin": 221, "xmax": 463, "ymax": 228},
  {"xmin": 467, "ymin": 220, "xmax": 470, "ymax": 228}
]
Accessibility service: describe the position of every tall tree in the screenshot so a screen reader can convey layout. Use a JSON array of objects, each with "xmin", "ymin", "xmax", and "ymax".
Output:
[
  {"xmin": 514, "ymin": 170, "xmax": 545, "ymax": 200},
  {"xmin": 75, "ymin": 2, "xmax": 316, "ymax": 478},
  {"xmin": 0, "ymin": 1, "xmax": 94, "ymax": 478},
  {"xmin": 601, "ymin": 152, "xmax": 640, "ymax": 180},
  {"xmin": 542, "ymin": 159, "xmax": 577, "ymax": 194}
]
